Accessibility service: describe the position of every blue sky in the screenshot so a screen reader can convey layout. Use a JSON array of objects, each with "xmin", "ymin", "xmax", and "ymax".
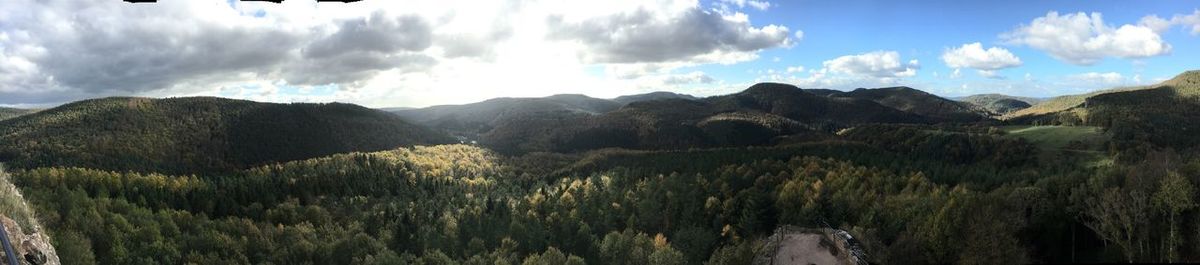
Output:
[
  {"xmin": 0, "ymin": 0, "xmax": 1197, "ymax": 108},
  {"xmin": 692, "ymin": 0, "xmax": 1199, "ymax": 97}
]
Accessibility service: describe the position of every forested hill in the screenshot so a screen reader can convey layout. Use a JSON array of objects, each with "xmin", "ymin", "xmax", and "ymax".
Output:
[
  {"xmin": 956, "ymin": 94, "xmax": 1040, "ymax": 116},
  {"xmin": 0, "ymin": 107, "xmax": 34, "ymax": 121},
  {"xmin": 818, "ymin": 86, "xmax": 990, "ymax": 122},
  {"xmin": 1006, "ymin": 70, "xmax": 1200, "ymax": 153},
  {"xmin": 479, "ymin": 83, "xmax": 956, "ymax": 154},
  {"xmin": 0, "ymin": 97, "xmax": 454, "ymax": 174}
]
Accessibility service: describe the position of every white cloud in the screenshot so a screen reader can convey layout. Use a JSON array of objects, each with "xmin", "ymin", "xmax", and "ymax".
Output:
[
  {"xmin": 977, "ymin": 70, "xmax": 1002, "ymax": 79},
  {"xmin": 756, "ymin": 51, "xmax": 920, "ymax": 89},
  {"xmin": 1139, "ymin": 15, "xmax": 1172, "ymax": 33},
  {"xmin": 0, "ymin": 0, "xmax": 794, "ymax": 107},
  {"xmin": 661, "ymin": 71, "xmax": 716, "ymax": 85},
  {"xmin": 1065, "ymin": 72, "xmax": 1126, "ymax": 87},
  {"xmin": 823, "ymin": 51, "xmax": 919, "ymax": 78},
  {"xmin": 1002, "ymin": 11, "xmax": 1171, "ymax": 65},
  {"xmin": 1173, "ymin": 10, "xmax": 1200, "ymax": 35},
  {"xmin": 941, "ymin": 42, "xmax": 1022, "ymax": 70},
  {"xmin": 718, "ymin": 0, "xmax": 771, "ymax": 11}
]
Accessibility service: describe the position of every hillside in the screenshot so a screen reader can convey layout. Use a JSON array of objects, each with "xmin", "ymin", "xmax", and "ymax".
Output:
[
  {"xmin": 611, "ymin": 91, "xmax": 699, "ymax": 104},
  {"xmin": 833, "ymin": 86, "xmax": 989, "ymax": 122},
  {"xmin": 958, "ymin": 94, "xmax": 1041, "ymax": 116},
  {"xmin": 1008, "ymin": 70, "xmax": 1200, "ymax": 151},
  {"xmin": 480, "ymin": 83, "xmax": 935, "ymax": 153},
  {"xmin": 391, "ymin": 94, "xmax": 622, "ymax": 139},
  {"xmin": 0, "ymin": 97, "xmax": 454, "ymax": 173},
  {"xmin": 0, "ymin": 107, "xmax": 33, "ymax": 121},
  {"xmin": 1006, "ymin": 86, "xmax": 1148, "ymax": 118}
]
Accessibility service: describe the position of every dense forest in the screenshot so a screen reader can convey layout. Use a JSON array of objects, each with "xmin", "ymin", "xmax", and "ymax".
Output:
[
  {"xmin": 10, "ymin": 132, "xmax": 1200, "ymax": 264},
  {"xmin": 3, "ymin": 72, "xmax": 1200, "ymax": 264},
  {"xmin": 0, "ymin": 97, "xmax": 454, "ymax": 174}
]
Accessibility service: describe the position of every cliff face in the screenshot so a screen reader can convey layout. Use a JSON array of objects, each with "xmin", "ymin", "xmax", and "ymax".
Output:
[{"xmin": 1, "ymin": 216, "xmax": 58, "ymax": 265}]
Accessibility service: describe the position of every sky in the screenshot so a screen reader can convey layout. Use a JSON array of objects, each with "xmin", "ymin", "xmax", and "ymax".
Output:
[{"xmin": 0, "ymin": 0, "xmax": 1197, "ymax": 108}]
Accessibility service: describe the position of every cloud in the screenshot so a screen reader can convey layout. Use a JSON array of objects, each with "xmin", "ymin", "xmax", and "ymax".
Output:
[
  {"xmin": 1173, "ymin": 10, "xmax": 1200, "ymax": 35},
  {"xmin": 292, "ymin": 12, "xmax": 436, "ymax": 86},
  {"xmin": 941, "ymin": 42, "xmax": 1022, "ymax": 70},
  {"xmin": 1002, "ymin": 11, "xmax": 1171, "ymax": 65},
  {"xmin": 547, "ymin": 7, "xmax": 792, "ymax": 64},
  {"xmin": 661, "ymin": 71, "xmax": 716, "ymax": 85},
  {"xmin": 977, "ymin": 70, "xmax": 1003, "ymax": 79},
  {"xmin": 0, "ymin": 0, "xmax": 307, "ymax": 104},
  {"xmin": 718, "ymin": 0, "xmax": 771, "ymax": 11},
  {"xmin": 1065, "ymin": 72, "xmax": 1126, "ymax": 86},
  {"xmin": 303, "ymin": 12, "xmax": 432, "ymax": 59},
  {"xmin": 0, "ymin": 0, "xmax": 792, "ymax": 107},
  {"xmin": 823, "ymin": 51, "xmax": 919, "ymax": 78},
  {"xmin": 757, "ymin": 51, "xmax": 920, "ymax": 89}
]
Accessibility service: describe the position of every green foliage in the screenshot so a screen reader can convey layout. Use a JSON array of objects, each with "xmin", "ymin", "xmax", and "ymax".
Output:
[
  {"xmin": 0, "ymin": 165, "xmax": 38, "ymax": 231},
  {"xmin": 0, "ymin": 107, "xmax": 34, "ymax": 121},
  {"xmin": 0, "ymin": 97, "xmax": 454, "ymax": 174}
]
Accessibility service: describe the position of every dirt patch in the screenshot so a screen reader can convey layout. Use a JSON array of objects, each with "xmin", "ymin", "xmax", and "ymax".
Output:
[{"xmin": 772, "ymin": 233, "xmax": 841, "ymax": 265}]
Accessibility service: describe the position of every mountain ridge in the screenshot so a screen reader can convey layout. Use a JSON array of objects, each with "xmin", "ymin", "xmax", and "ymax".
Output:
[{"xmin": 0, "ymin": 96, "xmax": 454, "ymax": 173}]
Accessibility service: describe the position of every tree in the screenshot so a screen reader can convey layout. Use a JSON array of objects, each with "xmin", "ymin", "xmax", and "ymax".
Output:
[
  {"xmin": 1082, "ymin": 188, "xmax": 1151, "ymax": 263},
  {"xmin": 1153, "ymin": 172, "xmax": 1195, "ymax": 262},
  {"xmin": 520, "ymin": 247, "xmax": 585, "ymax": 265}
]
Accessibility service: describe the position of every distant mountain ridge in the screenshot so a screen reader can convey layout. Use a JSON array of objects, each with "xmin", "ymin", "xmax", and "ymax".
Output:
[
  {"xmin": 957, "ymin": 94, "xmax": 1042, "ymax": 116},
  {"xmin": 0, "ymin": 97, "xmax": 454, "ymax": 173},
  {"xmin": 612, "ymin": 91, "xmax": 698, "ymax": 104},
  {"xmin": 830, "ymin": 86, "xmax": 988, "ymax": 122},
  {"xmin": 409, "ymin": 82, "xmax": 985, "ymax": 153},
  {"xmin": 0, "ymin": 107, "xmax": 34, "ymax": 121},
  {"xmin": 1007, "ymin": 70, "xmax": 1200, "ymax": 149}
]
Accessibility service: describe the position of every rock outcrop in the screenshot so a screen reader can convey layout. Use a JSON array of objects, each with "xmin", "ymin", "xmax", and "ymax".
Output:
[{"xmin": 0, "ymin": 216, "xmax": 58, "ymax": 265}]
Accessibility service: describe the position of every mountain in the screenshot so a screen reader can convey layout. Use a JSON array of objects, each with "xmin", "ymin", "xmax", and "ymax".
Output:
[
  {"xmin": 0, "ymin": 97, "xmax": 454, "ymax": 173},
  {"xmin": 825, "ymin": 86, "xmax": 990, "ymax": 122},
  {"xmin": 1006, "ymin": 85, "xmax": 1149, "ymax": 118},
  {"xmin": 611, "ymin": 91, "xmax": 698, "ymax": 104},
  {"xmin": 479, "ymin": 83, "xmax": 936, "ymax": 153},
  {"xmin": 0, "ymin": 107, "xmax": 34, "ymax": 121},
  {"xmin": 391, "ymin": 94, "xmax": 622, "ymax": 140},
  {"xmin": 958, "ymin": 94, "xmax": 1041, "ymax": 116},
  {"xmin": 802, "ymin": 88, "xmax": 845, "ymax": 97},
  {"xmin": 1009, "ymin": 70, "xmax": 1200, "ymax": 149}
]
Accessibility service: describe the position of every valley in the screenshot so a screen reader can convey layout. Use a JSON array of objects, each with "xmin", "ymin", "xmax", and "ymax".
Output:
[{"xmin": 1, "ymin": 71, "xmax": 1199, "ymax": 264}]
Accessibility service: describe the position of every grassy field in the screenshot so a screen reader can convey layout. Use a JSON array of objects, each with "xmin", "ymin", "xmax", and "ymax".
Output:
[
  {"xmin": 1002, "ymin": 125, "xmax": 1112, "ymax": 167},
  {"xmin": 1002, "ymin": 125, "xmax": 1105, "ymax": 149}
]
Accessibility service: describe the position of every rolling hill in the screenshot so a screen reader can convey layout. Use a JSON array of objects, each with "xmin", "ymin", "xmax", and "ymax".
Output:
[
  {"xmin": 391, "ymin": 94, "xmax": 623, "ymax": 139},
  {"xmin": 479, "ymin": 83, "xmax": 939, "ymax": 153},
  {"xmin": 1007, "ymin": 70, "xmax": 1200, "ymax": 149},
  {"xmin": 1005, "ymin": 85, "xmax": 1149, "ymax": 119},
  {"xmin": 0, "ymin": 107, "xmax": 34, "ymax": 121},
  {"xmin": 957, "ymin": 94, "xmax": 1041, "ymax": 116},
  {"xmin": 831, "ymin": 86, "xmax": 989, "ymax": 122},
  {"xmin": 611, "ymin": 91, "xmax": 698, "ymax": 104},
  {"xmin": 0, "ymin": 97, "xmax": 454, "ymax": 173}
]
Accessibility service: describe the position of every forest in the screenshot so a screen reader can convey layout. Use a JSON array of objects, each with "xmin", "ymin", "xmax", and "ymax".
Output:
[
  {"xmin": 3, "ymin": 74, "xmax": 1200, "ymax": 264},
  {"xmin": 4, "ymin": 124, "xmax": 1199, "ymax": 264}
]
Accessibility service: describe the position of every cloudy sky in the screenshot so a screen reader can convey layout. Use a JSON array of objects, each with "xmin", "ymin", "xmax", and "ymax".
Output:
[{"xmin": 0, "ymin": 0, "xmax": 1197, "ymax": 108}]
